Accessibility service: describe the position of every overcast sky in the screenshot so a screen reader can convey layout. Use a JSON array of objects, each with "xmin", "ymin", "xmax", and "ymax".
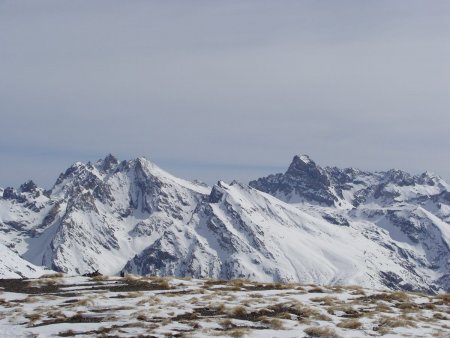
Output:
[{"xmin": 1, "ymin": 0, "xmax": 449, "ymax": 188}]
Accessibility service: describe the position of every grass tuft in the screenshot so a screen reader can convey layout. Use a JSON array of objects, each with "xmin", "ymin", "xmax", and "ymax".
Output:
[
  {"xmin": 304, "ymin": 326, "xmax": 340, "ymax": 338},
  {"xmin": 337, "ymin": 318, "xmax": 362, "ymax": 329},
  {"xmin": 39, "ymin": 272, "xmax": 64, "ymax": 279}
]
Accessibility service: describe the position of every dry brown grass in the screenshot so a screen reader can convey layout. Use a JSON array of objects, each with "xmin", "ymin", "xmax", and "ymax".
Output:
[
  {"xmin": 227, "ymin": 279, "xmax": 247, "ymax": 288},
  {"xmin": 291, "ymin": 303, "xmax": 321, "ymax": 319},
  {"xmin": 72, "ymin": 298, "xmax": 94, "ymax": 307},
  {"xmin": 214, "ymin": 303, "xmax": 226, "ymax": 314},
  {"xmin": 432, "ymin": 330, "xmax": 450, "ymax": 338},
  {"xmin": 326, "ymin": 304, "xmax": 360, "ymax": 317},
  {"xmin": 376, "ymin": 315, "xmax": 417, "ymax": 330},
  {"xmin": 154, "ymin": 277, "xmax": 171, "ymax": 290},
  {"xmin": 373, "ymin": 301, "xmax": 394, "ymax": 313},
  {"xmin": 276, "ymin": 312, "xmax": 292, "ymax": 320},
  {"xmin": 268, "ymin": 318, "xmax": 284, "ymax": 329},
  {"xmin": 257, "ymin": 316, "xmax": 285, "ymax": 330},
  {"xmin": 126, "ymin": 291, "xmax": 143, "ymax": 298},
  {"xmin": 220, "ymin": 318, "xmax": 234, "ymax": 330},
  {"xmin": 434, "ymin": 293, "xmax": 450, "ymax": 305},
  {"xmin": 200, "ymin": 293, "xmax": 214, "ymax": 301},
  {"xmin": 135, "ymin": 313, "xmax": 148, "ymax": 321},
  {"xmin": 337, "ymin": 318, "xmax": 362, "ymax": 329},
  {"xmin": 135, "ymin": 275, "xmax": 172, "ymax": 289},
  {"xmin": 371, "ymin": 291, "xmax": 410, "ymax": 302},
  {"xmin": 308, "ymin": 286, "xmax": 325, "ymax": 293},
  {"xmin": 310, "ymin": 296, "xmax": 340, "ymax": 306},
  {"xmin": 225, "ymin": 294, "xmax": 237, "ymax": 302},
  {"xmin": 122, "ymin": 274, "xmax": 139, "ymax": 283},
  {"xmin": 433, "ymin": 312, "xmax": 448, "ymax": 320},
  {"xmin": 136, "ymin": 296, "xmax": 160, "ymax": 306},
  {"xmin": 396, "ymin": 301, "xmax": 420, "ymax": 313},
  {"xmin": 47, "ymin": 310, "xmax": 65, "ymax": 319},
  {"xmin": 422, "ymin": 302, "xmax": 436, "ymax": 310},
  {"xmin": 341, "ymin": 285, "xmax": 364, "ymax": 292},
  {"xmin": 231, "ymin": 305, "xmax": 247, "ymax": 317},
  {"xmin": 23, "ymin": 296, "xmax": 40, "ymax": 303},
  {"xmin": 92, "ymin": 274, "xmax": 109, "ymax": 282},
  {"xmin": 304, "ymin": 326, "xmax": 340, "ymax": 338},
  {"xmin": 329, "ymin": 285, "xmax": 343, "ymax": 293},
  {"xmin": 26, "ymin": 312, "xmax": 41, "ymax": 323},
  {"xmin": 228, "ymin": 328, "xmax": 250, "ymax": 338},
  {"xmin": 261, "ymin": 282, "xmax": 290, "ymax": 290},
  {"xmin": 316, "ymin": 313, "xmax": 333, "ymax": 321},
  {"xmin": 39, "ymin": 272, "xmax": 64, "ymax": 279}
]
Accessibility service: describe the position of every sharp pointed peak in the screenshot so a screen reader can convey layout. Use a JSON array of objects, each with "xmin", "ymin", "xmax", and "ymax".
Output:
[
  {"xmin": 294, "ymin": 154, "xmax": 313, "ymax": 164},
  {"xmin": 286, "ymin": 154, "xmax": 320, "ymax": 174},
  {"xmin": 104, "ymin": 153, "xmax": 118, "ymax": 163},
  {"xmin": 95, "ymin": 154, "xmax": 119, "ymax": 172},
  {"xmin": 209, "ymin": 183, "xmax": 226, "ymax": 203},
  {"xmin": 132, "ymin": 156, "xmax": 160, "ymax": 171}
]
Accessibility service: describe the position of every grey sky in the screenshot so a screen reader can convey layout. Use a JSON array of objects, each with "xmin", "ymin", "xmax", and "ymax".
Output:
[{"xmin": 1, "ymin": 0, "xmax": 449, "ymax": 188}]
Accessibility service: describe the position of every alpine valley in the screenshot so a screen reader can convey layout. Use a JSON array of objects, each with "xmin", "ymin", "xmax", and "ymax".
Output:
[{"xmin": 1, "ymin": 154, "xmax": 449, "ymax": 293}]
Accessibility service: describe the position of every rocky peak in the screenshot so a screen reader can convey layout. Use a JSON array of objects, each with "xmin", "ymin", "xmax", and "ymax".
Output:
[
  {"xmin": 286, "ymin": 155, "xmax": 329, "ymax": 184},
  {"xmin": 97, "ymin": 154, "xmax": 119, "ymax": 172},
  {"xmin": 3, "ymin": 187, "xmax": 17, "ymax": 200},
  {"xmin": 249, "ymin": 155, "xmax": 338, "ymax": 206},
  {"xmin": 2, "ymin": 186, "xmax": 27, "ymax": 203},
  {"xmin": 133, "ymin": 157, "xmax": 153, "ymax": 181},
  {"xmin": 416, "ymin": 171, "xmax": 442, "ymax": 186},
  {"xmin": 19, "ymin": 180, "xmax": 38, "ymax": 193},
  {"xmin": 209, "ymin": 181, "xmax": 232, "ymax": 203},
  {"xmin": 209, "ymin": 185, "xmax": 224, "ymax": 203},
  {"xmin": 286, "ymin": 154, "xmax": 312, "ymax": 173},
  {"xmin": 383, "ymin": 169, "xmax": 414, "ymax": 186},
  {"xmin": 55, "ymin": 162, "xmax": 87, "ymax": 186}
]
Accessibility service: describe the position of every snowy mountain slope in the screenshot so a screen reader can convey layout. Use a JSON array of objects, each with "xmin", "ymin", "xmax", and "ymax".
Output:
[
  {"xmin": 0, "ymin": 154, "xmax": 449, "ymax": 292},
  {"xmin": 0, "ymin": 242, "xmax": 49, "ymax": 278},
  {"xmin": 126, "ymin": 181, "xmax": 444, "ymax": 292},
  {"xmin": 249, "ymin": 155, "xmax": 450, "ymax": 291},
  {"xmin": 0, "ymin": 155, "xmax": 209, "ymax": 275}
]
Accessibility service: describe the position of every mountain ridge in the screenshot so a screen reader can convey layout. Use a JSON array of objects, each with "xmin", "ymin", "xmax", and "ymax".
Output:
[{"xmin": 0, "ymin": 154, "xmax": 449, "ymax": 293}]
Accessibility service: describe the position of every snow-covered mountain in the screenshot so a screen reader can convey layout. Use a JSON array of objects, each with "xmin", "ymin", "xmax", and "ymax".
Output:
[
  {"xmin": 0, "ymin": 155, "xmax": 209, "ymax": 275},
  {"xmin": 249, "ymin": 155, "xmax": 450, "ymax": 291},
  {"xmin": 0, "ymin": 242, "xmax": 50, "ymax": 278},
  {"xmin": 0, "ymin": 154, "xmax": 449, "ymax": 293}
]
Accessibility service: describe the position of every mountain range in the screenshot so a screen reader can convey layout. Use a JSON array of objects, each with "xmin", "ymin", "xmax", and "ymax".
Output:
[{"xmin": 1, "ymin": 154, "xmax": 449, "ymax": 293}]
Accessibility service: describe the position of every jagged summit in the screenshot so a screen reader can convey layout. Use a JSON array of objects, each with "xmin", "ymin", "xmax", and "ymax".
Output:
[
  {"xmin": 96, "ymin": 153, "xmax": 119, "ymax": 172},
  {"xmin": 250, "ymin": 154, "xmax": 336, "ymax": 205},
  {"xmin": 19, "ymin": 180, "xmax": 38, "ymax": 193},
  {"xmin": 294, "ymin": 154, "xmax": 312, "ymax": 164},
  {"xmin": 286, "ymin": 154, "xmax": 319, "ymax": 174}
]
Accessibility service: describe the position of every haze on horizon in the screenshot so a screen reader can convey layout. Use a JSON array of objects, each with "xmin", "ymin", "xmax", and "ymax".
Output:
[{"xmin": 1, "ymin": 0, "xmax": 449, "ymax": 189}]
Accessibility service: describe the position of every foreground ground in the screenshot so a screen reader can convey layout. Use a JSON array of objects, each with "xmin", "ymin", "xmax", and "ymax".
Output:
[{"xmin": 0, "ymin": 274, "xmax": 448, "ymax": 337}]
